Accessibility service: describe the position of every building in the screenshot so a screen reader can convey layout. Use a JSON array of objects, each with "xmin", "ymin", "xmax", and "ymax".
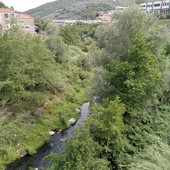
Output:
[
  {"xmin": 96, "ymin": 7, "xmax": 127, "ymax": 24},
  {"xmin": 0, "ymin": 8, "xmax": 35, "ymax": 34},
  {"xmin": 54, "ymin": 19, "xmax": 102, "ymax": 26},
  {"xmin": 0, "ymin": 8, "xmax": 14, "ymax": 29},
  {"xmin": 15, "ymin": 13, "xmax": 35, "ymax": 34},
  {"xmin": 96, "ymin": 11, "xmax": 114, "ymax": 24},
  {"xmin": 140, "ymin": 1, "xmax": 170, "ymax": 15}
]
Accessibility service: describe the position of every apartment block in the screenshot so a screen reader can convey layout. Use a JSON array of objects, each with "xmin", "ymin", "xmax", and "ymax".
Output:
[{"xmin": 140, "ymin": 1, "xmax": 170, "ymax": 15}]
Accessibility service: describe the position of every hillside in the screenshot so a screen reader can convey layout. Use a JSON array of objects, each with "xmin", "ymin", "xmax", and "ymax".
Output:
[
  {"xmin": 27, "ymin": 0, "xmax": 133, "ymax": 20},
  {"xmin": 0, "ymin": 1, "xmax": 7, "ymax": 8}
]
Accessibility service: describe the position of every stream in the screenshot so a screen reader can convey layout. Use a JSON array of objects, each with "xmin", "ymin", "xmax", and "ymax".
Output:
[{"xmin": 6, "ymin": 102, "xmax": 90, "ymax": 170}]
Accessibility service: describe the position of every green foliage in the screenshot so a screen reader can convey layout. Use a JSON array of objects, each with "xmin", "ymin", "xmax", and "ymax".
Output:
[
  {"xmin": 90, "ymin": 97, "xmax": 128, "ymax": 168},
  {"xmin": 0, "ymin": 22, "xmax": 92, "ymax": 168},
  {"xmin": 49, "ymin": 126, "xmax": 109, "ymax": 170},
  {"xmin": 45, "ymin": 22, "xmax": 60, "ymax": 36},
  {"xmin": 107, "ymin": 32, "xmax": 165, "ymax": 110},
  {"xmin": 128, "ymin": 136, "xmax": 170, "ymax": 170},
  {"xmin": 0, "ymin": 27, "xmax": 65, "ymax": 108},
  {"xmin": 34, "ymin": 16, "xmax": 50, "ymax": 31},
  {"xmin": 58, "ymin": 111, "xmax": 67, "ymax": 127},
  {"xmin": 60, "ymin": 25, "xmax": 80, "ymax": 45},
  {"xmin": 90, "ymin": 67, "xmax": 108, "ymax": 97},
  {"xmin": 166, "ymin": 14, "xmax": 170, "ymax": 19},
  {"xmin": 93, "ymin": 5, "xmax": 166, "ymax": 110},
  {"xmin": 134, "ymin": 0, "xmax": 146, "ymax": 4},
  {"xmin": 96, "ymin": 5, "xmax": 166, "ymax": 61},
  {"xmin": 88, "ymin": 5, "xmax": 169, "ymax": 170},
  {"xmin": 45, "ymin": 36, "xmax": 68, "ymax": 64},
  {"xmin": 59, "ymin": 23, "xmax": 99, "ymax": 54}
]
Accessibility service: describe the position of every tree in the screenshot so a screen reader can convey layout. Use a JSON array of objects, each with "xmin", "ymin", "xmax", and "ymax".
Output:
[
  {"xmin": 49, "ymin": 126, "xmax": 109, "ymax": 170},
  {"xmin": 34, "ymin": 16, "xmax": 50, "ymax": 31},
  {"xmin": 90, "ymin": 97, "xmax": 128, "ymax": 169},
  {"xmin": 106, "ymin": 32, "xmax": 166, "ymax": 110},
  {"xmin": 96, "ymin": 5, "xmax": 166, "ymax": 63},
  {"xmin": 0, "ymin": 27, "xmax": 63, "ymax": 96},
  {"xmin": 92, "ymin": 5, "xmax": 167, "ymax": 110},
  {"xmin": 45, "ymin": 36, "xmax": 68, "ymax": 64},
  {"xmin": 45, "ymin": 22, "xmax": 60, "ymax": 37},
  {"xmin": 59, "ymin": 25, "xmax": 80, "ymax": 45},
  {"xmin": 128, "ymin": 136, "xmax": 170, "ymax": 170}
]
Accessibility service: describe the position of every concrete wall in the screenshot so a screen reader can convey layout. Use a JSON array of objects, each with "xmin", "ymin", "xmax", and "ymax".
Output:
[{"xmin": 18, "ymin": 18, "xmax": 35, "ymax": 35}]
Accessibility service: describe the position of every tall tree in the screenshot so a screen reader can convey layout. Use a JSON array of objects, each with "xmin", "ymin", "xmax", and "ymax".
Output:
[
  {"xmin": 92, "ymin": 5, "xmax": 167, "ymax": 111},
  {"xmin": 50, "ymin": 126, "xmax": 109, "ymax": 170}
]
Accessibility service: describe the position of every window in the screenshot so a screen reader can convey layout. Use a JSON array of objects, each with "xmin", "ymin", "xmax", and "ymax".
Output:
[
  {"xmin": 154, "ymin": 3, "xmax": 160, "ymax": 7},
  {"xmin": 147, "ymin": 4, "xmax": 153, "ymax": 7},
  {"xmin": 4, "ymin": 14, "xmax": 8, "ymax": 18},
  {"xmin": 162, "ymin": 2, "xmax": 169, "ymax": 6},
  {"xmin": 25, "ymin": 26, "xmax": 30, "ymax": 30}
]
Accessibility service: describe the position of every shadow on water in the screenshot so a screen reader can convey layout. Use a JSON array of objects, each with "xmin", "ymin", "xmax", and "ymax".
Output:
[{"xmin": 6, "ymin": 102, "xmax": 90, "ymax": 170}]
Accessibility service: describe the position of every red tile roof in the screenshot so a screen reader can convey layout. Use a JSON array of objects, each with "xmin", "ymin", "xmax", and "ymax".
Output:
[
  {"xmin": 0, "ymin": 8, "xmax": 14, "ymax": 13},
  {"xmin": 15, "ymin": 13, "xmax": 33, "ymax": 19}
]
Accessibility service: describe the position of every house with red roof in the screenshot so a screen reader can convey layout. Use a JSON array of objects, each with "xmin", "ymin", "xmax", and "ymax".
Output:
[
  {"xmin": 0, "ymin": 8, "xmax": 14, "ymax": 29},
  {"xmin": 0, "ymin": 8, "xmax": 35, "ymax": 34},
  {"xmin": 15, "ymin": 13, "xmax": 35, "ymax": 34}
]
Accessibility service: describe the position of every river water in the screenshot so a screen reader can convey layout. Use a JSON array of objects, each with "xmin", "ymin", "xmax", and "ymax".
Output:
[{"xmin": 6, "ymin": 102, "xmax": 90, "ymax": 170}]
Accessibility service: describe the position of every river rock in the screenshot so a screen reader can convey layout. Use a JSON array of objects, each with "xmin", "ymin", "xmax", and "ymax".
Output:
[
  {"xmin": 49, "ymin": 131, "xmax": 55, "ymax": 136},
  {"xmin": 76, "ymin": 108, "xmax": 81, "ymax": 113},
  {"xmin": 68, "ymin": 118, "xmax": 76, "ymax": 125}
]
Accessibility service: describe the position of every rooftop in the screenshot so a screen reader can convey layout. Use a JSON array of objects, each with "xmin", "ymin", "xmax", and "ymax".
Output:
[
  {"xmin": 0, "ymin": 8, "xmax": 14, "ymax": 13},
  {"xmin": 15, "ymin": 13, "xmax": 33, "ymax": 19}
]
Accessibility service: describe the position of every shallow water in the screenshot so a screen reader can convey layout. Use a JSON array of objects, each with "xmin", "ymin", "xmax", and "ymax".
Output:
[{"xmin": 6, "ymin": 102, "xmax": 90, "ymax": 170}]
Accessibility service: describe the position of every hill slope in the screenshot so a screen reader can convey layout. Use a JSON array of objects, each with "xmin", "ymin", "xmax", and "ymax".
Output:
[
  {"xmin": 0, "ymin": 1, "xmax": 7, "ymax": 8},
  {"xmin": 27, "ymin": 0, "xmax": 133, "ymax": 20}
]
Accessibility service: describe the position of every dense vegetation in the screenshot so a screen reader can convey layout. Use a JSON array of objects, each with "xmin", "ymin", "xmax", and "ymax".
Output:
[
  {"xmin": 0, "ymin": 19, "xmax": 97, "ymax": 169},
  {"xmin": 27, "ymin": 0, "xmax": 132, "ymax": 20},
  {"xmin": 1, "ymin": 3, "xmax": 170, "ymax": 170},
  {"xmin": 49, "ymin": 5, "xmax": 170, "ymax": 170}
]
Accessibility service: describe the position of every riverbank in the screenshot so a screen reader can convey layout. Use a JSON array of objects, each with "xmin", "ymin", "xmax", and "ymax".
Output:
[
  {"xmin": 0, "ymin": 75, "xmax": 90, "ymax": 170},
  {"xmin": 6, "ymin": 102, "xmax": 90, "ymax": 170},
  {"xmin": 0, "ymin": 84, "xmax": 89, "ymax": 169}
]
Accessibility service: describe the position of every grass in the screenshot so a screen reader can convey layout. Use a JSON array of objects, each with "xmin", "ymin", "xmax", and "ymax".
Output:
[
  {"xmin": 0, "ymin": 82, "xmax": 88, "ymax": 169},
  {"xmin": 0, "ymin": 45, "xmax": 91, "ymax": 169}
]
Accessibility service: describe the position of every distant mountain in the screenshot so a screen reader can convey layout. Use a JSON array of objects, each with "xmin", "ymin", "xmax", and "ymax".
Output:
[{"xmin": 27, "ymin": 0, "xmax": 133, "ymax": 20}]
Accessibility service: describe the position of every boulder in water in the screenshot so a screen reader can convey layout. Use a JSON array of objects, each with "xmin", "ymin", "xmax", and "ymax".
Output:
[
  {"xmin": 68, "ymin": 118, "xmax": 76, "ymax": 125},
  {"xmin": 76, "ymin": 108, "xmax": 81, "ymax": 112},
  {"xmin": 49, "ymin": 131, "xmax": 55, "ymax": 136}
]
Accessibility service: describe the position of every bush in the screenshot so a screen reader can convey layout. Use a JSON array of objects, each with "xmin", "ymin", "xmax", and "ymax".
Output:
[{"xmin": 166, "ymin": 14, "xmax": 170, "ymax": 19}]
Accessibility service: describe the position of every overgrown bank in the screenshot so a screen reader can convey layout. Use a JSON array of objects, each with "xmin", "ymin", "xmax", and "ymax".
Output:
[
  {"xmin": 49, "ymin": 5, "xmax": 170, "ymax": 170},
  {"xmin": 1, "ymin": 5, "xmax": 170, "ymax": 170},
  {"xmin": 0, "ymin": 22, "xmax": 97, "ymax": 169}
]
